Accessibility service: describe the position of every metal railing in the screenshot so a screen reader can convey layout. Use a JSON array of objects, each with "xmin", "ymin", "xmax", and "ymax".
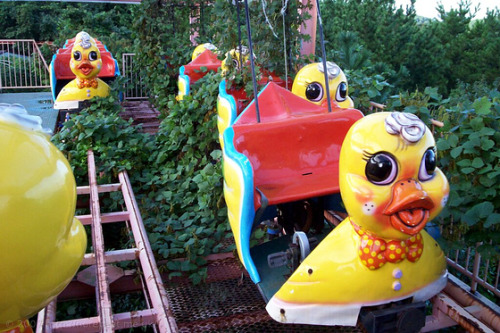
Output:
[
  {"xmin": 121, "ymin": 53, "xmax": 148, "ymax": 100},
  {"xmin": 446, "ymin": 242, "xmax": 499, "ymax": 298},
  {"xmin": 0, "ymin": 39, "xmax": 50, "ymax": 91}
]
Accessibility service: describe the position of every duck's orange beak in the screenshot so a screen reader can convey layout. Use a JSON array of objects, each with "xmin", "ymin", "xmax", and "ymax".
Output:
[
  {"xmin": 77, "ymin": 60, "xmax": 94, "ymax": 76},
  {"xmin": 383, "ymin": 179, "xmax": 434, "ymax": 235}
]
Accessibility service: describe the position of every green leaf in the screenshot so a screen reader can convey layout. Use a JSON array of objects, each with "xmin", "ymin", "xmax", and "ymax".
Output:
[
  {"xmin": 487, "ymin": 170, "xmax": 500, "ymax": 179},
  {"xmin": 480, "ymin": 139, "xmax": 495, "ymax": 151},
  {"xmin": 424, "ymin": 86, "xmax": 441, "ymax": 100},
  {"xmin": 450, "ymin": 147, "xmax": 462, "ymax": 158},
  {"xmin": 479, "ymin": 176, "xmax": 495, "ymax": 187},
  {"xmin": 461, "ymin": 167, "xmax": 475, "ymax": 175},
  {"xmin": 470, "ymin": 117, "xmax": 484, "ymax": 131},
  {"xmin": 471, "ymin": 158, "xmax": 484, "ymax": 168},
  {"xmin": 473, "ymin": 97, "xmax": 492, "ymax": 115},
  {"xmin": 462, "ymin": 201, "xmax": 494, "ymax": 226},
  {"xmin": 67, "ymin": 304, "xmax": 77, "ymax": 315},
  {"xmin": 168, "ymin": 272, "xmax": 182, "ymax": 278},
  {"xmin": 479, "ymin": 127, "xmax": 496, "ymax": 136},
  {"xmin": 477, "ymin": 201, "xmax": 494, "ymax": 218},
  {"xmin": 436, "ymin": 139, "xmax": 450, "ymax": 150},
  {"xmin": 447, "ymin": 134, "xmax": 459, "ymax": 147},
  {"xmin": 367, "ymin": 87, "xmax": 379, "ymax": 98}
]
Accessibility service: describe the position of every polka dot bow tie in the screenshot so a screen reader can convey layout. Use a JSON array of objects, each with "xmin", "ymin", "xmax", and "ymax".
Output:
[
  {"xmin": 77, "ymin": 78, "xmax": 98, "ymax": 89},
  {"xmin": 351, "ymin": 220, "xmax": 424, "ymax": 270}
]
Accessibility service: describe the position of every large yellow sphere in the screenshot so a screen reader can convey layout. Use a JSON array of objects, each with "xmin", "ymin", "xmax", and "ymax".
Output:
[{"xmin": 0, "ymin": 105, "xmax": 86, "ymax": 330}]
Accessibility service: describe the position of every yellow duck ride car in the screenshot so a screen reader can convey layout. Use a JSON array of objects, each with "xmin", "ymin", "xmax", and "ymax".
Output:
[
  {"xmin": 266, "ymin": 112, "xmax": 449, "ymax": 326},
  {"xmin": 292, "ymin": 61, "xmax": 354, "ymax": 109},
  {"xmin": 54, "ymin": 31, "xmax": 110, "ymax": 108},
  {"xmin": 0, "ymin": 104, "xmax": 87, "ymax": 333},
  {"xmin": 191, "ymin": 42, "xmax": 217, "ymax": 61}
]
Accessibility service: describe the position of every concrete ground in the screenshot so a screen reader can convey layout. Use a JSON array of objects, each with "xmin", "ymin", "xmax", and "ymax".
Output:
[{"xmin": 0, "ymin": 92, "xmax": 59, "ymax": 133}]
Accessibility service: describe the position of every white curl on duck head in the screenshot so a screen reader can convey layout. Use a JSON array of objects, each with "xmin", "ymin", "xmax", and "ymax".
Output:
[
  {"xmin": 385, "ymin": 112, "xmax": 426, "ymax": 143},
  {"xmin": 76, "ymin": 31, "xmax": 93, "ymax": 49},
  {"xmin": 317, "ymin": 61, "xmax": 341, "ymax": 80}
]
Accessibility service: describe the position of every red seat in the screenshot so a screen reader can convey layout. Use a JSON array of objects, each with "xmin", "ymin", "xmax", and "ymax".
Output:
[
  {"xmin": 182, "ymin": 49, "xmax": 222, "ymax": 83},
  {"xmin": 231, "ymin": 83, "xmax": 363, "ymax": 207},
  {"xmin": 53, "ymin": 52, "xmax": 117, "ymax": 79}
]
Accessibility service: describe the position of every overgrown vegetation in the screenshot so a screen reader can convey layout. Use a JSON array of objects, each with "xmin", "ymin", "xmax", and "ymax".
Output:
[
  {"xmin": 321, "ymin": 0, "xmax": 500, "ymax": 94},
  {"xmin": 386, "ymin": 82, "xmax": 500, "ymax": 257},
  {"xmin": 2, "ymin": 0, "xmax": 499, "ymax": 286},
  {"xmin": 54, "ymin": 73, "xmax": 228, "ymax": 284}
]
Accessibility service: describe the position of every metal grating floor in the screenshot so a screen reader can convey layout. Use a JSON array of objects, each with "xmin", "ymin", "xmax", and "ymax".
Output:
[{"xmin": 166, "ymin": 256, "xmax": 363, "ymax": 333}]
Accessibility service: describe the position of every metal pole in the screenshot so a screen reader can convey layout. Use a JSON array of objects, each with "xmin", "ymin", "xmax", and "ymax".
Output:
[
  {"xmin": 315, "ymin": 0, "xmax": 333, "ymax": 113},
  {"xmin": 243, "ymin": 0, "xmax": 261, "ymax": 123},
  {"xmin": 471, "ymin": 242, "xmax": 482, "ymax": 293},
  {"xmin": 235, "ymin": 0, "xmax": 243, "ymax": 72}
]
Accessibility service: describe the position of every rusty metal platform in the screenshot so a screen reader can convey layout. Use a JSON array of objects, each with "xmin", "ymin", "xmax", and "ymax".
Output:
[
  {"xmin": 35, "ymin": 151, "xmax": 499, "ymax": 333},
  {"xmin": 119, "ymin": 100, "xmax": 160, "ymax": 134},
  {"xmin": 165, "ymin": 255, "xmax": 363, "ymax": 333}
]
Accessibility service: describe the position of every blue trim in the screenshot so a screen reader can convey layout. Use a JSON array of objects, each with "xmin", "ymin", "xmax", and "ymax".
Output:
[
  {"xmin": 223, "ymin": 127, "xmax": 260, "ymax": 284},
  {"xmin": 178, "ymin": 66, "xmax": 190, "ymax": 96},
  {"xmin": 50, "ymin": 54, "xmax": 57, "ymax": 101},
  {"xmin": 234, "ymin": 82, "xmax": 271, "ymax": 123},
  {"xmin": 218, "ymin": 80, "xmax": 238, "ymax": 127},
  {"xmin": 63, "ymin": 39, "xmax": 69, "ymax": 48},
  {"xmin": 113, "ymin": 59, "xmax": 121, "ymax": 77}
]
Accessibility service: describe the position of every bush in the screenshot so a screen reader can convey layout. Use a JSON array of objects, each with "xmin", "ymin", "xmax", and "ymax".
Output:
[
  {"xmin": 52, "ymin": 81, "xmax": 154, "ymax": 184},
  {"xmin": 143, "ymin": 71, "xmax": 229, "ymax": 283},
  {"xmin": 387, "ymin": 83, "xmax": 500, "ymax": 258},
  {"xmin": 53, "ymin": 73, "xmax": 228, "ymax": 284}
]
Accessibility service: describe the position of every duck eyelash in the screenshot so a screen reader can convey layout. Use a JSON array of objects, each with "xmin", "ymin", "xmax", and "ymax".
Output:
[{"xmin": 362, "ymin": 150, "xmax": 375, "ymax": 162}]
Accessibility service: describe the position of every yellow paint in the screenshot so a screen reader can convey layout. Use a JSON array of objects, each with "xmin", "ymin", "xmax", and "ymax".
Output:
[
  {"xmin": 222, "ymin": 153, "xmax": 245, "ymax": 266},
  {"xmin": 272, "ymin": 215, "xmax": 446, "ymax": 304},
  {"xmin": 221, "ymin": 48, "xmax": 250, "ymax": 76},
  {"xmin": 292, "ymin": 62, "xmax": 354, "ymax": 108},
  {"xmin": 177, "ymin": 77, "xmax": 187, "ymax": 101},
  {"xmin": 339, "ymin": 112, "xmax": 449, "ymax": 240},
  {"xmin": 270, "ymin": 112, "xmax": 449, "ymax": 308},
  {"xmin": 0, "ymin": 116, "xmax": 86, "ymax": 329},
  {"xmin": 55, "ymin": 31, "xmax": 110, "ymax": 103},
  {"xmin": 216, "ymin": 94, "xmax": 232, "ymax": 149},
  {"xmin": 191, "ymin": 43, "xmax": 217, "ymax": 61}
]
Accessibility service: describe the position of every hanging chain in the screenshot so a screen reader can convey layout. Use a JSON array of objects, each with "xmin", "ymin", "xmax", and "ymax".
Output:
[
  {"xmin": 281, "ymin": 0, "xmax": 289, "ymax": 89},
  {"xmin": 243, "ymin": 0, "xmax": 261, "ymax": 123},
  {"xmin": 315, "ymin": 0, "xmax": 333, "ymax": 113},
  {"xmin": 235, "ymin": 0, "xmax": 243, "ymax": 72}
]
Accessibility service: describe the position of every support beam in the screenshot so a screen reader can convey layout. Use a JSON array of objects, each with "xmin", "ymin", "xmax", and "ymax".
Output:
[
  {"xmin": 299, "ymin": 0, "xmax": 317, "ymax": 57},
  {"xmin": 87, "ymin": 150, "xmax": 115, "ymax": 333},
  {"xmin": 119, "ymin": 171, "xmax": 178, "ymax": 332}
]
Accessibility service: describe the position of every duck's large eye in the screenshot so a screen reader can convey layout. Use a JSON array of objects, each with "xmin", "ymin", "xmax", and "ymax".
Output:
[
  {"xmin": 232, "ymin": 59, "xmax": 240, "ymax": 69},
  {"xmin": 365, "ymin": 152, "xmax": 398, "ymax": 185},
  {"xmin": 305, "ymin": 82, "xmax": 324, "ymax": 102},
  {"xmin": 88, "ymin": 51, "xmax": 98, "ymax": 61},
  {"xmin": 73, "ymin": 51, "xmax": 82, "ymax": 61},
  {"xmin": 336, "ymin": 82, "xmax": 348, "ymax": 102},
  {"xmin": 419, "ymin": 148, "xmax": 436, "ymax": 181}
]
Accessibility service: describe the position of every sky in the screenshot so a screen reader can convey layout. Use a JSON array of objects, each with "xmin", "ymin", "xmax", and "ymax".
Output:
[{"xmin": 394, "ymin": 0, "xmax": 499, "ymax": 19}]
